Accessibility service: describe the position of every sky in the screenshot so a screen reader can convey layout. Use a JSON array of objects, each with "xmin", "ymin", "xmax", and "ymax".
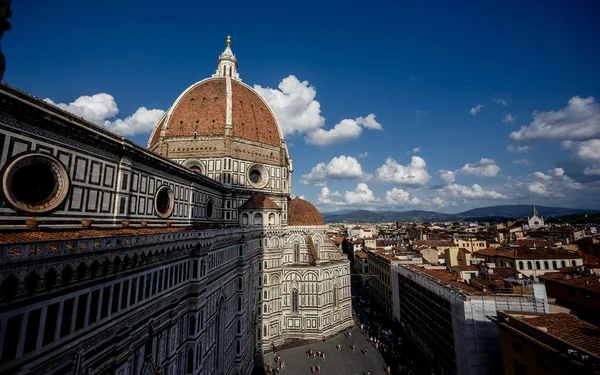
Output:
[{"xmin": 4, "ymin": 0, "xmax": 600, "ymax": 213}]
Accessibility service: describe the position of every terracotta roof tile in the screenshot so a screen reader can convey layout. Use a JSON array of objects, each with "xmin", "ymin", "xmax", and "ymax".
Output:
[
  {"xmin": 239, "ymin": 193, "xmax": 281, "ymax": 210},
  {"xmin": 0, "ymin": 227, "xmax": 193, "ymax": 244},
  {"xmin": 287, "ymin": 197, "xmax": 323, "ymax": 226},
  {"xmin": 539, "ymin": 272, "xmax": 600, "ymax": 293},
  {"xmin": 509, "ymin": 313, "xmax": 600, "ymax": 356}
]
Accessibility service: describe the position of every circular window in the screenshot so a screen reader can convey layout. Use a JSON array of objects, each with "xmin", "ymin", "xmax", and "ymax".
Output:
[
  {"xmin": 247, "ymin": 164, "xmax": 269, "ymax": 188},
  {"xmin": 154, "ymin": 185, "xmax": 174, "ymax": 218},
  {"xmin": 3, "ymin": 153, "xmax": 70, "ymax": 214},
  {"xmin": 206, "ymin": 198, "xmax": 214, "ymax": 219}
]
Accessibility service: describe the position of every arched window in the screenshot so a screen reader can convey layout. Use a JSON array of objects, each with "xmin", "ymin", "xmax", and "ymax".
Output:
[
  {"xmin": 241, "ymin": 213, "xmax": 248, "ymax": 225},
  {"xmin": 527, "ymin": 261, "xmax": 532, "ymax": 270},
  {"xmin": 263, "ymin": 304, "xmax": 267, "ymax": 314},
  {"xmin": 263, "ymin": 275, "xmax": 268, "ymax": 285},
  {"xmin": 263, "ymin": 325, "xmax": 267, "ymax": 338},
  {"xmin": 544, "ymin": 261, "xmax": 549, "ymax": 270},
  {"xmin": 291, "ymin": 289, "xmax": 298, "ymax": 313},
  {"xmin": 268, "ymin": 213, "xmax": 275, "ymax": 225},
  {"xmin": 189, "ymin": 315, "xmax": 196, "ymax": 336},
  {"xmin": 518, "ymin": 261, "xmax": 524, "ymax": 270},
  {"xmin": 264, "ymin": 290, "xmax": 268, "ymax": 300},
  {"xmin": 315, "ymin": 242, "xmax": 320, "ymax": 258},
  {"xmin": 552, "ymin": 261, "xmax": 557, "ymax": 269},
  {"xmin": 535, "ymin": 261, "xmax": 540, "ymax": 269},
  {"xmin": 294, "ymin": 243, "xmax": 300, "ymax": 263},
  {"xmin": 561, "ymin": 261, "xmax": 566, "ymax": 268},
  {"xmin": 254, "ymin": 213, "xmax": 263, "ymax": 225},
  {"xmin": 229, "ymin": 66, "xmax": 232, "ymax": 77},
  {"xmin": 333, "ymin": 285, "xmax": 338, "ymax": 308},
  {"xmin": 571, "ymin": 260, "xmax": 576, "ymax": 267}
]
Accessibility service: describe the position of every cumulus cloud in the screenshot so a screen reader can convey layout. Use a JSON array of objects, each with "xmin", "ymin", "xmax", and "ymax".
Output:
[
  {"xmin": 345, "ymin": 183, "xmax": 378, "ymax": 205},
  {"xmin": 503, "ymin": 113, "xmax": 516, "ymax": 124},
  {"xmin": 304, "ymin": 119, "xmax": 363, "ymax": 146},
  {"xmin": 254, "ymin": 75, "xmax": 324, "ymax": 136},
  {"xmin": 470, "ymin": 104, "xmax": 483, "ymax": 116},
  {"xmin": 317, "ymin": 187, "xmax": 341, "ymax": 205},
  {"xmin": 358, "ymin": 152, "xmax": 369, "ymax": 158},
  {"xmin": 301, "ymin": 156, "xmax": 367, "ymax": 186},
  {"xmin": 255, "ymin": 75, "xmax": 381, "ymax": 146},
  {"xmin": 385, "ymin": 188, "xmax": 420, "ymax": 206},
  {"xmin": 506, "ymin": 168, "xmax": 583, "ymax": 198},
  {"xmin": 412, "ymin": 147, "xmax": 421, "ymax": 153},
  {"xmin": 356, "ymin": 114, "xmax": 383, "ymax": 130},
  {"xmin": 44, "ymin": 93, "xmax": 164, "ymax": 137},
  {"xmin": 431, "ymin": 197, "xmax": 458, "ymax": 208},
  {"xmin": 104, "ymin": 107, "xmax": 165, "ymax": 136},
  {"xmin": 458, "ymin": 158, "xmax": 501, "ymax": 177},
  {"xmin": 507, "ymin": 144, "xmax": 531, "ymax": 153},
  {"xmin": 562, "ymin": 139, "xmax": 600, "ymax": 161},
  {"xmin": 375, "ymin": 156, "xmax": 431, "ymax": 186},
  {"xmin": 584, "ymin": 166, "xmax": 600, "ymax": 175},
  {"xmin": 511, "ymin": 159, "xmax": 533, "ymax": 166},
  {"xmin": 443, "ymin": 184, "xmax": 508, "ymax": 200},
  {"xmin": 509, "ymin": 96, "xmax": 600, "ymax": 144},
  {"xmin": 437, "ymin": 170, "xmax": 456, "ymax": 185}
]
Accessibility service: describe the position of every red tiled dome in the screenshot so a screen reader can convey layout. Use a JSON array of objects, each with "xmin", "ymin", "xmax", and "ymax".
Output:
[
  {"xmin": 147, "ymin": 78, "xmax": 281, "ymax": 148},
  {"xmin": 239, "ymin": 193, "xmax": 281, "ymax": 210},
  {"xmin": 287, "ymin": 197, "xmax": 324, "ymax": 226}
]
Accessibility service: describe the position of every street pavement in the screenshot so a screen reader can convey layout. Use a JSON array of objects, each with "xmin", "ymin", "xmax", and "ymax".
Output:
[{"xmin": 270, "ymin": 325, "xmax": 390, "ymax": 375}]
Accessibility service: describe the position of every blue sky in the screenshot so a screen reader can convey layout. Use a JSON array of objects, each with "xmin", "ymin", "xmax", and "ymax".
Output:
[{"xmin": 4, "ymin": 0, "xmax": 600, "ymax": 212}]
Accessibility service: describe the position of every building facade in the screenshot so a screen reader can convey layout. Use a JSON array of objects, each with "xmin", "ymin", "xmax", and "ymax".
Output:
[{"xmin": 0, "ymin": 38, "xmax": 353, "ymax": 375}]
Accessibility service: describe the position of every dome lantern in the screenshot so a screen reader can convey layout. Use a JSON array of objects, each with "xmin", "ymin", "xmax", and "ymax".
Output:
[{"xmin": 213, "ymin": 35, "xmax": 240, "ymax": 81}]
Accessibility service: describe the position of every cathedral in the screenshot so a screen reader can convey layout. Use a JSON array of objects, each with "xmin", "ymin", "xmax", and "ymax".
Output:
[{"xmin": 0, "ymin": 38, "xmax": 353, "ymax": 375}]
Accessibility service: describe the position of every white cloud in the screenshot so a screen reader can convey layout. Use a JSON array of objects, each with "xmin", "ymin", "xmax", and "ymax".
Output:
[
  {"xmin": 385, "ymin": 188, "xmax": 420, "ymax": 206},
  {"xmin": 509, "ymin": 96, "xmax": 600, "ymax": 144},
  {"xmin": 431, "ymin": 197, "xmax": 447, "ymax": 208},
  {"xmin": 506, "ymin": 168, "xmax": 584, "ymax": 198},
  {"xmin": 44, "ymin": 94, "xmax": 118, "ymax": 123},
  {"xmin": 356, "ymin": 114, "xmax": 383, "ymax": 130},
  {"xmin": 507, "ymin": 144, "xmax": 531, "ymax": 153},
  {"xmin": 304, "ymin": 119, "xmax": 363, "ymax": 146},
  {"xmin": 412, "ymin": 147, "xmax": 421, "ymax": 153},
  {"xmin": 494, "ymin": 97, "xmax": 510, "ymax": 106},
  {"xmin": 527, "ymin": 182, "xmax": 549, "ymax": 196},
  {"xmin": 511, "ymin": 159, "xmax": 533, "ymax": 166},
  {"xmin": 503, "ymin": 113, "xmax": 516, "ymax": 124},
  {"xmin": 345, "ymin": 183, "xmax": 378, "ymax": 205},
  {"xmin": 44, "ymin": 93, "xmax": 164, "ymax": 136},
  {"xmin": 437, "ymin": 170, "xmax": 456, "ymax": 185},
  {"xmin": 458, "ymin": 158, "xmax": 501, "ymax": 177},
  {"xmin": 375, "ymin": 156, "xmax": 431, "ymax": 186},
  {"xmin": 301, "ymin": 156, "xmax": 367, "ymax": 186},
  {"xmin": 255, "ymin": 76, "xmax": 381, "ymax": 146},
  {"xmin": 317, "ymin": 187, "xmax": 341, "ymax": 205},
  {"xmin": 254, "ymin": 75, "xmax": 324, "ymax": 136},
  {"xmin": 443, "ymin": 184, "xmax": 508, "ymax": 200},
  {"xmin": 104, "ymin": 107, "xmax": 165, "ymax": 136},
  {"xmin": 584, "ymin": 166, "xmax": 600, "ymax": 175},
  {"xmin": 532, "ymin": 172, "xmax": 552, "ymax": 181},
  {"xmin": 562, "ymin": 139, "xmax": 600, "ymax": 161},
  {"xmin": 470, "ymin": 104, "xmax": 483, "ymax": 116},
  {"xmin": 358, "ymin": 152, "xmax": 369, "ymax": 158}
]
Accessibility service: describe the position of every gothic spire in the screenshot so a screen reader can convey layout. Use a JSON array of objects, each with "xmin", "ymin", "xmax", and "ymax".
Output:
[{"xmin": 213, "ymin": 36, "xmax": 240, "ymax": 81}]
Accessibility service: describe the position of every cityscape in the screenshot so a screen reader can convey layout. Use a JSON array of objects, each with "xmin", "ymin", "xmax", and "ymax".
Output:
[{"xmin": 0, "ymin": 1, "xmax": 599, "ymax": 375}]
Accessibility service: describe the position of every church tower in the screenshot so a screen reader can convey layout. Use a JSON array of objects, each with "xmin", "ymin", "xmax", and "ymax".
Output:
[{"xmin": 528, "ymin": 203, "xmax": 545, "ymax": 230}]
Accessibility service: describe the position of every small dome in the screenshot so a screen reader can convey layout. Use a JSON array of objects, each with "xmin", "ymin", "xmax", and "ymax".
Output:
[
  {"xmin": 239, "ymin": 193, "xmax": 281, "ymax": 210},
  {"xmin": 287, "ymin": 197, "xmax": 324, "ymax": 226}
]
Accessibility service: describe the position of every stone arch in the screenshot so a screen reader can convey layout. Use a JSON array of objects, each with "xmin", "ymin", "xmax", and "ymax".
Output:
[
  {"xmin": 268, "ymin": 213, "xmax": 276, "ymax": 225},
  {"xmin": 77, "ymin": 262, "xmax": 88, "ymax": 281},
  {"xmin": 25, "ymin": 270, "xmax": 40, "ymax": 296},
  {"xmin": 303, "ymin": 272, "xmax": 318, "ymax": 281},
  {"xmin": 61, "ymin": 265, "xmax": 74, "ymax": 287},
  {"xmin": 270, "ymin": 275, "xmax": 280, "ymax": 285},
  {"xmin": 287, "ymin": 234, "xmax": 305, "ymax": 245},
  {"xmin": 90, "ymin": 260, "xmax": 100, "ymax": 278},
  {"xmin": 270, "ymin": 237, "xmax": 280, "ymax": 248},
  {"xmin": 113, "ymin": 256, "xmax": 122, "ymax": 273},
  {"xmin": 182, "ymin": 158, "xmax": 205, "ymax": 175},
  {"xmin": 253, "ymin": 213, "xmax": 263, "ymax": 225}
]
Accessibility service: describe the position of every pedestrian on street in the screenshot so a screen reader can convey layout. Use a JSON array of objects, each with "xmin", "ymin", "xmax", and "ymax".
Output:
[
  {"xmin": 316, "ymin": 364, "xmax": 321, "ymax": 373},
  {"xmin": 322, "ymin": 353, "xmax": 325, "ymax": 361},
  {"xmin": 364, "ymin": 349, "xmax": 368, "ymax": 356}
]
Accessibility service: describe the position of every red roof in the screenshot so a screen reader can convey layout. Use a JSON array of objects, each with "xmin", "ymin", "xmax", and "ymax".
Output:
[
  {"xmin": 507, "ymin": 312, "xmax": 600, "ymax": 356},
  {"xmin": 239, "ymin": 193, "xmax": 281, "ymax": 210},
  {"xmin": 539, "ymin": 272, "xmax": 600, "ymax": 293},
  {"xmin": 0, "ymin": 227, "xmax": 193, "ymax": 244},
  {"xmin": 287, "ymin": 197, "xmax": 324, "ymax": 226}
]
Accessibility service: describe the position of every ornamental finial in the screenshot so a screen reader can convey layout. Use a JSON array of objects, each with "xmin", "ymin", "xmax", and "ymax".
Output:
[{"xmin": 226, "ymin": 35, "xmax": 231, "ymax": 46}]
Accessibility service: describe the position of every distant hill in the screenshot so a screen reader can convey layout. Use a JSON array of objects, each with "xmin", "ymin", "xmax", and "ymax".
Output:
[{"xmin": 321, "ymin": 205, "xmax": 599, "ymax": 223}]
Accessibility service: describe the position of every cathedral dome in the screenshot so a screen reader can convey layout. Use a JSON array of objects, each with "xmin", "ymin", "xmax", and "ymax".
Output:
[
  {"xmin": 147, "ymin": 37, "xmax": 284, "ymax": 152},
  {"xmin": 147, "ymin": 78, "xmax": 282, "ymax": 149},
  {"xmin": 287, "ymin": 197, "xmax": 324, "ymax": 226}
]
